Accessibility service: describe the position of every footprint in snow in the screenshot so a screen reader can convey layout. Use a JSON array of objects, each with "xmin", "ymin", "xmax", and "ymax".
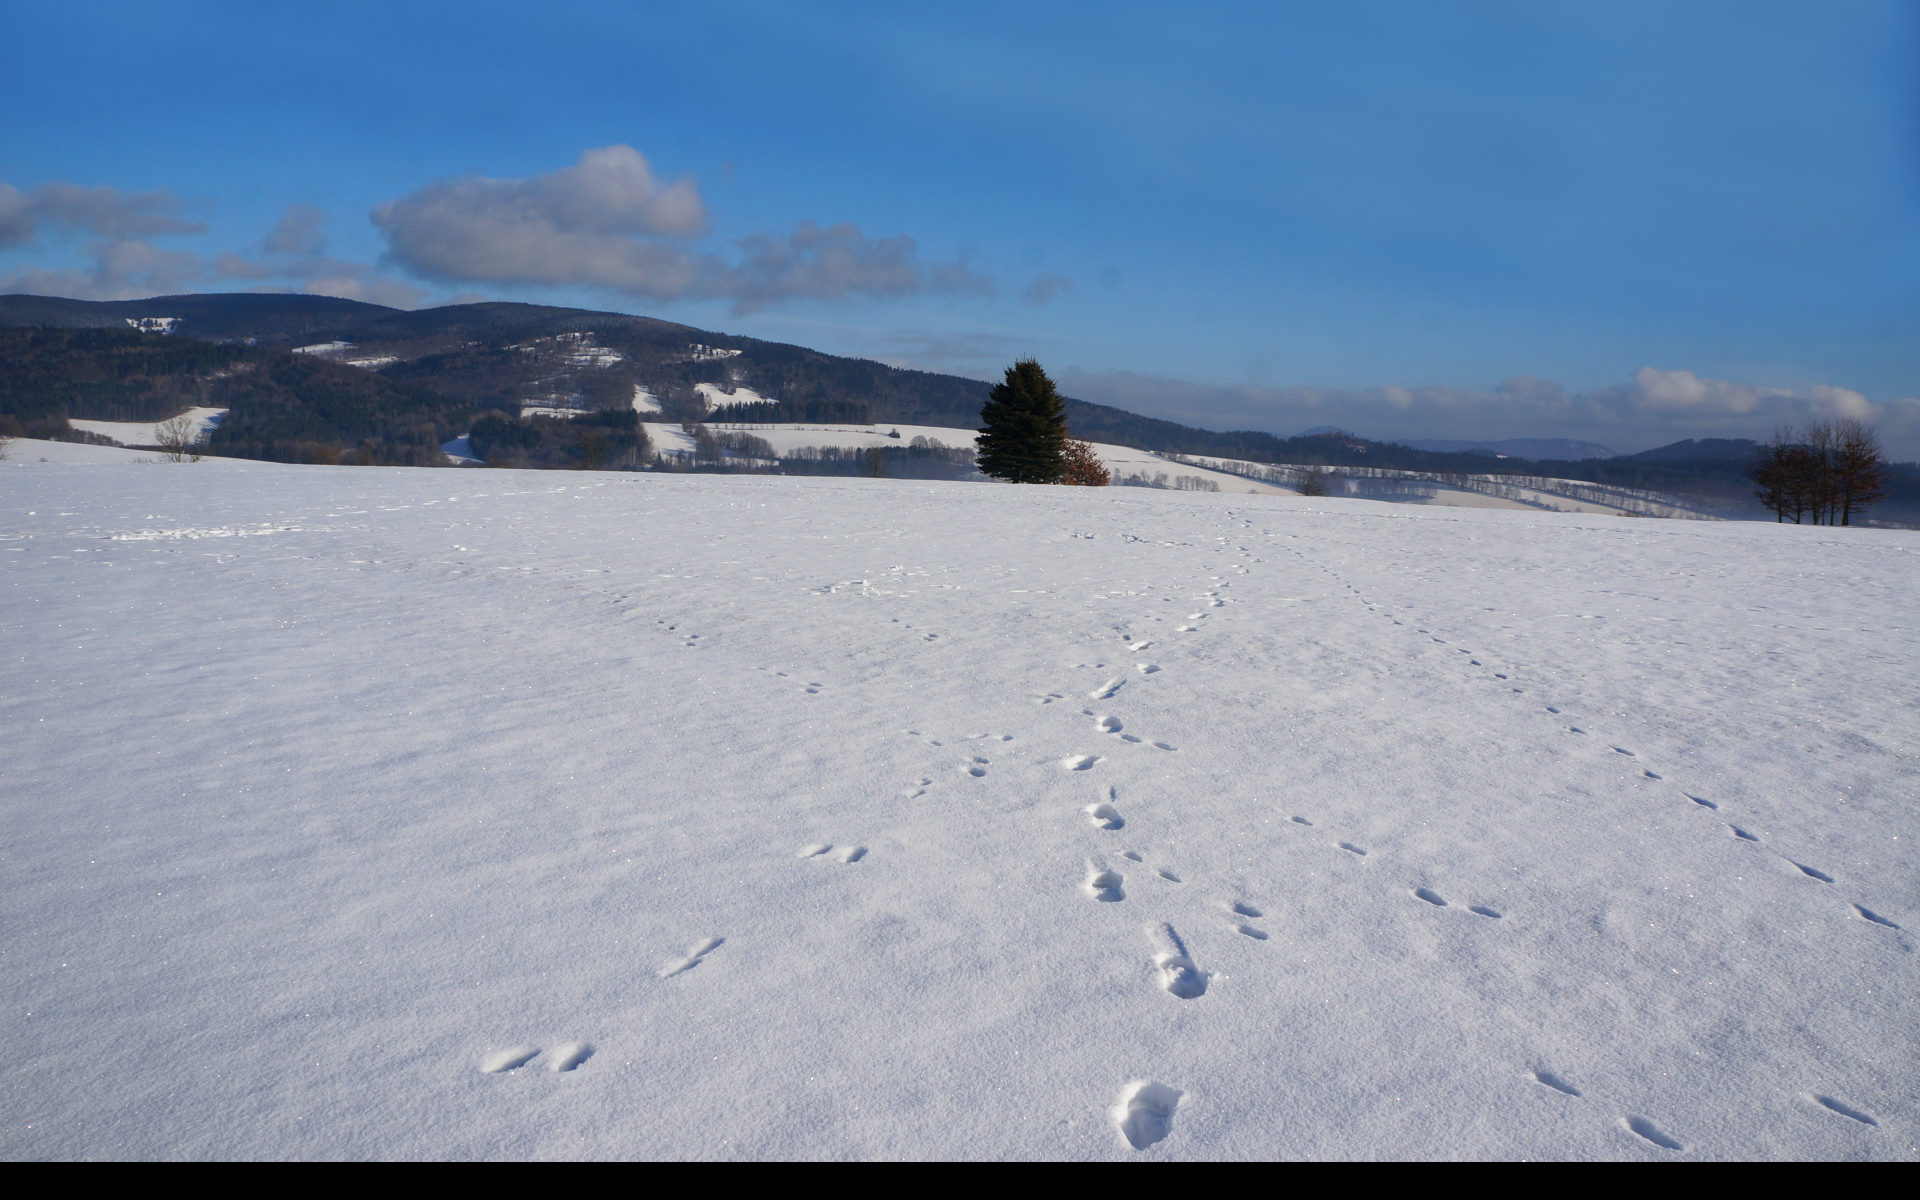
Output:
[
  {"xmin": 1687, "ymin": 795, "xmax": 1717, "ymax": 809},
  {"xmin": 1129, "ymin": 641, "xmax": 1152, "ymax": 652},
  {"xmin": 1730, "ymin": 826, "xmax": 1761, "ymax": 842},
  {"xmin": 480, "ymin": 1047, "xmax": 541, "ymax": 1074},
  {"xmin": 1111, "ymin": 1080, "xmax": 1183, "ymax": 1151},
  {"xmin": 1853, "ymin": 904, "xmax": 1899, "ymax": 929},
  {"xmin": 1533, "ymin": 1071, "xmax": 1581, "ymax": 1097},
  {"xmin": 479, "ymin": 1043, "xmax": 595, "ymax": 1074},
  {"xmin": 797, "ymin": 843, "xmax": 834, "ymax": 858},
  {"xmin": 1807, "ymin": 1095, "xmax": 1879, "ymax": 1127},
  {"xmin": 1085, "ymin": 798, "xmax": 1125, "ymax": 829},
  {"xmin": 659, "ymin": 936, "xmax": 724, "ymax": 978},
  {"xmin": 1137, "ymin": 663, "xmax": 1160, "ymax": 674},
  {"xmin": 1621, "ymin": 1116, "xmax": 1684, "ymax": 1151},
  {"xmin": 1414, "ymin": 887, "xmax": 1448, "ymax": 907},
  {"xmin": 1089, "ymin": 678, "xmax": 1124, "ymax": 699},
  {"xmin": 1146, "ymin": 923, "xmax": 1208, "ymax": 999},
  {"xmin": 1291, "ymin": 816, "xmax": 1313, "ymax": 826},
  {"xmin": 1094, "ymin": 713, "xmax": 1122, "ymax": 733},
  {"xmin": 1084, "ymin": 859, "xmax": 1126, "ymax": 902},
  {"xmin": 1227, "ymin": 902, "xmax": 1268, "ymax": 939},
  {"xmin": 1339, "ymin": 842, "xmax": 1368, "ymax": 856},
  {"xmin": 1062, "ymin": 754, "xmax": 1102, "ymax": 771},
  {"xmin": 1613, "ymin": 746, "xmax": 1636, "ymax": 757},
  {"xmin": 966, "ymin": 758, "xmax": 989, "ymax": 778},
  {"xmin": 1793, "ymin": 862, "xmax": 1834, "ymax": 883}
]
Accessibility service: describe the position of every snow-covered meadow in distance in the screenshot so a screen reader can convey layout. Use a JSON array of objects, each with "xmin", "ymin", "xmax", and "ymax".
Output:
[{"xmin": 3, "ymin": 456, "xmax": 1915, "ymax": 1160}]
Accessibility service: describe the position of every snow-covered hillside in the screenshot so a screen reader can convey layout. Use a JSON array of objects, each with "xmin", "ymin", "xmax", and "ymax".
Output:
[
  {"xmin": 3, "ymin": 459, "xmax": 1914, "ymax": 1160},
  {"xmin": 67, "ymin": 407, "xmax": 227, "ymax": 448}
]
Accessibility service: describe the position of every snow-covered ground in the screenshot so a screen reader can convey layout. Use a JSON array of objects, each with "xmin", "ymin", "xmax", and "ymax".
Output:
[
  {"xmin": 3, "ymin": 460, "xmax": 1914, "ymax": 1160},
  {"xmin": 696, "ymin": 423, "xmax": 1289, "ymax": 493},
  {"xmin": 68, "ymin": 408, "xmax": 227, "ymax": 448}
]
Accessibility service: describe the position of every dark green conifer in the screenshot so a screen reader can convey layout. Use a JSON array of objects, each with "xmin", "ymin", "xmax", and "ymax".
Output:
[{"xmin": 975, "ymin": 358, "xmax": 1068, "ymax": 483}]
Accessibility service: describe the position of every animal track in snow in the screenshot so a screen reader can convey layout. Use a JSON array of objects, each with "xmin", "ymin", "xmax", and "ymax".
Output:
[
  {"xmin": 481, "ymin": 1047, "xmax": 541, "ymax": 1074},
  {"xmin": 1084, "ymin": 859, "xmax": 1126, "ymax": 902},
  {"xmin": 1137, "ymin": 663, "xmax": 1160, "ymax": 674},
  {"xmin": 1156, "ymin": 869, "xmax": 1182, "ymax": 883},
  {"xmin": 1569, "ymin": 726, "xmax": 1587, "ymax": 734},
  {"xmin": 1229, "ymin": 901, "xmax": 1263, "ymax": 918},
  {"xmin": 1146, "ymin": 923, "xmax": 1208, "ymax": 999},
  {"xmin": 1234, "ymin": 923, "xmax": 1269, "ymax": 939},
  {"xmin": 797, "ymin": 843, "xmax": 833, "ymax": 858},
  {"xmin": 1688, "ymin": 795, "xmax": 1718, "ymax": 809},
  {"xmin": 1291, "ymin": 816, "xmax": 1313, "ymax": 826},
  {"xmin": 1339, "ymin": 842, "xmax": 1368, "ymax": 856},
  {"xmin": 1613, "ymin": 746, "xmax": 1636, "ymax": 757},
  {"xmin": 1622, "ymin": 1116, "xmax": 1683, "ymax": 1151},
  {"xmin": 1062, "ymin": 754, "xmax": 1102, "ymax": 771},
  {"xmin": 1090, "ymin": 678, "xmax": 1124, "ymax": 699},
  {"xmin": 1853, "ymin": 904, "xmax": 1899, "ymax": 929},
  {"xmin": 1793, "ymin": 863, "xmax": 1834, "ymax": 883},
  {"xmin": 1111, "ymin": 1080, "xmax": 1183, "ymax": 1150},
  {"xmin": 1095, "ymin": 714, "xmax": 1123, "ymax": 733},
  {"xmin": 1032, "ymin": 693, "xmax": 1065, "ymax": 705},
  {"xmin": 805, "ymin": 682, "xmax": 823, "ymax": 694},
  {"xmin": 1129, "ymin": 641, "xmax": 1152, "ymax": 651},
  {"xmin": 838, "ymin": 845, "xmax": 868, "ymax": 863},
  {"xmin": 1809, "ymin": 1095, "xmax": 1879, "ymax": 1127},
  {"xmin": 1152, "ymin": 742, "xmax": 1176, "ymax": 751},
  {"xmin": 1469, "ymin": 905, "xmax": 1503, "ymax": 919},
  {"xmin": 1643, "ymin": 771, "xmax": 1662, "ymax": 780},
  {"xmin": 1546, "ymin": 706, "xmax": 1561, "ymax": 713},
  {"xmin": 966, "ymin": 758, "xmax": 989, "ymax": 778},
  {"xmin": 548, "ymin": 1042, "xmax": 594, "ymax": 1072},
  {"xmin": 1730, "ymin": 826, "xmax": 1761, "ymax": 842},
  {"xmin": 1122, "ymin": 850, "xmax": 1144, "ymax": 862},
  {"xmin": 1533, "ymin": 1071, "xmax": 1581, "ymax": 1097},
  {"xmin": 1413, "ymin": 888, "xmax": 1447, "ymax": 907},
  {"xmin": 1085, "ymin": 800, "xmax": 1125, "ymax": 830},
  {"xmin": 659, "ymin": 936, "xmax": 724, "ymax": 978}
]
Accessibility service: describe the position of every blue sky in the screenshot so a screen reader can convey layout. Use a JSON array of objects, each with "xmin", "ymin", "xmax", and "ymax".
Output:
[{"xmin": 5, "ymin": 1, "xmax": 1917, "ymax": 453}]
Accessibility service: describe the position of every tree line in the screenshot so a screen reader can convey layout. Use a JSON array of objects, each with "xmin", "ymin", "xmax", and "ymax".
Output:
[{"xmin": 1750, "ymin": 418, "xmax": 1887, "ymax": 525}]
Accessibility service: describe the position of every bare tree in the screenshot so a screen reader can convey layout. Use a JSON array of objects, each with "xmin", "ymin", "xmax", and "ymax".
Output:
[
  {"xmin": 1833, "ymin": 418, "xmax": 1888, "ymax": 526},
  {"xmin": 1752, "ymin": 426, "xmax": 1797, "ymax": 522},
  {"xmin": 1296, "ymin": 467, "xmax": 1330, "ymax": 497},
  {"xmin": 153, "ymin": 413, "xmax": 207, "ymax": 462},
  {"xmin": 1752, "ymin": 419, "xmax": 1888, "ymax": 525}
]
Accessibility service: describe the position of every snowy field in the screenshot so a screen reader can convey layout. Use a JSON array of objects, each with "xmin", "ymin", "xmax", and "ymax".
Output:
[{"xmin": 3, "ymin": 458, "xmax": 1915, "ymax": 1160}]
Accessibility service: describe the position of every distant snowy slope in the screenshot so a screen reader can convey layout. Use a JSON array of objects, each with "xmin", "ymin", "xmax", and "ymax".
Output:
[
  {"xmin": 68, "ymin": 407, "xmax": 226, "ymax": 447},
  {"xmin": 3, "ymin": 462, "xmax": 1914, "ymax": 1160}
]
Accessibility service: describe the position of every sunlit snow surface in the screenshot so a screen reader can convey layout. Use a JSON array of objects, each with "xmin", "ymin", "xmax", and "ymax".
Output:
[{"xmin": 3, "ymin": 461, "xmax": 1915, "ymax": 1160}]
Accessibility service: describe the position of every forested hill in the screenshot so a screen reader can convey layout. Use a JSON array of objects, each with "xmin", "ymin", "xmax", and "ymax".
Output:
[{"xmin": 2, "ymin": 294, "xmax": 1911, "ymax": 518}]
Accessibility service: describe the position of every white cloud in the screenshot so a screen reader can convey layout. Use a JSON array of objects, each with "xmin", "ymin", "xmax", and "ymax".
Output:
[
  {"xmin": 0, "ymin": 181, "xmax": 205, "ymax": 247},
  {"xmin": 1, "ymin": 239, "xmax": 205, "ymax": 301},
  {"xmin": 371, "ymin": 145, "xmax": 989, "ymax": 311}
]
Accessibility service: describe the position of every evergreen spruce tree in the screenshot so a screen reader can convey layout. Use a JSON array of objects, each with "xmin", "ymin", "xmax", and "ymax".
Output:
[{"xmin": 976, "ymin": 359, "xmax": 1068, "ymax": 483}]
